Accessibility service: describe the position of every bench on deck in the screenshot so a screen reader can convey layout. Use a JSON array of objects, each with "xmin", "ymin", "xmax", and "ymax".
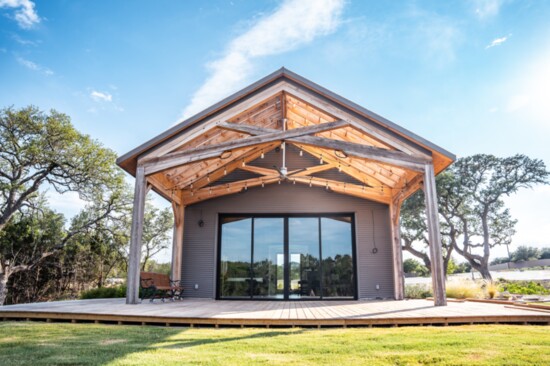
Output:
[{"xmin": 139, "ymin": 272, "xmax": 183, "ymax": 302}]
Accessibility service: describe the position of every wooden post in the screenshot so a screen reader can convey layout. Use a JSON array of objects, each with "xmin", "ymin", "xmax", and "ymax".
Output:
[
  {"xmin": 390, "ymin": 200, "xmax": 404, "ymax": 300},
  {"xmin": 126, "ymin": 165, "xmax": 148, "ymax": 305},
  {"xmin": 423, "ymin": 163, "xmax": 447, "ymax": 306},
  {"xmin": 171, "ymin": 202, "xmax": 185, "ymax": 282}
]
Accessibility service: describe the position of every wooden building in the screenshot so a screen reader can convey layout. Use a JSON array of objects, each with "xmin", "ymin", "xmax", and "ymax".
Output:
[{"xmin": 117, "ymin": 68, "xmax": 455, "ymax": 306}]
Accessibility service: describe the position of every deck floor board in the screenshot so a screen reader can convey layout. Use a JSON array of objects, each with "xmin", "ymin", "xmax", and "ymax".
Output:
[{"xmin": 1, "ymin": 298, "xmax": 548, "ymax": 327}]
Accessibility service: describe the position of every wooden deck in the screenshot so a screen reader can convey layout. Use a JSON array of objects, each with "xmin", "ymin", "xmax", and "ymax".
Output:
[{"xmin": 1, "ymin": 298, "xmax": 549, "ymax": 327}]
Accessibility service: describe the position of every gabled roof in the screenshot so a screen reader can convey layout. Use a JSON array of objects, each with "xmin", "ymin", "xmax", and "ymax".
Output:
[{"xmin": 117, "ymin": 68, "xmax": 455, "ymax": 177}]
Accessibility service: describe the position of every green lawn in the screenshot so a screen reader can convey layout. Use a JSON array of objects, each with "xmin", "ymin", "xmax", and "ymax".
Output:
[{"xmin": 0, "ymin": 322, "xmax": 549, "ymax": 365}]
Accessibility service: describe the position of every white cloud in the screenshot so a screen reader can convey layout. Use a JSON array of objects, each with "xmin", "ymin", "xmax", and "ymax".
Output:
[
  {"xmin": 486, "ymin": 35, "xmax": 509, "ymax": 49},
  {"xmin": 16, "ymin": 56, "xmax": 53, "ymax": 75},
  {"xmin": 90, "ymin": 90, "xmax": 113, "ymax": 102},
  {"xmin": 180, "ymin": 0, "xmax": 345, "ymax": 120},
  {"xmin": 0, "ymin": 0, "xmax": 40, "ymax": 29},
  {"xmin": 472, "ymin": 0, "xmax": 503, "ymax": 20}
]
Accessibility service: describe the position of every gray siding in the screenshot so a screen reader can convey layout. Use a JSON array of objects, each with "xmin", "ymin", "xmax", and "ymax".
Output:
[{"xmin": 181, "ymin": 183, "xmax": 394, "ymax": 300}]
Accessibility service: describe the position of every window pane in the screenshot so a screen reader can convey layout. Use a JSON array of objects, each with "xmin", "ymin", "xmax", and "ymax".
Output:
[
  {"xmin": 252, "ymin": 218, "xmax": 285, "ymax": 299},
  {"xmin": 289, "ymin": 218, "xmax": 321, "ymax": 299},
  {"xmin": 219, "ymin": 217, "xmax": 251, "ymax": 298},
  {"xmin": 321, "ymin": 217, "xmax": 354, "ymax": 298}
]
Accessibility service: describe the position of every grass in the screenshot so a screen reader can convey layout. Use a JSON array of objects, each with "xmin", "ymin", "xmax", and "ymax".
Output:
[{"xmin": 0, "ymin": 322, "xmax": 549, "ymax": 365}]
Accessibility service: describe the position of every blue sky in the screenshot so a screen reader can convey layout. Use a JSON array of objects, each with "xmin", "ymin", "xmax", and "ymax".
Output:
[{"xmin": 1, "ymin": 0, "xmax": 549, "ymax": 261}]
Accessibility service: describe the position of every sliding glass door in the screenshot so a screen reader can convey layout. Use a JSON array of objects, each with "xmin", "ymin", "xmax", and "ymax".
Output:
[{"xmin": 218, "ymin": 214, "xmax": 356, "ymax": 300}]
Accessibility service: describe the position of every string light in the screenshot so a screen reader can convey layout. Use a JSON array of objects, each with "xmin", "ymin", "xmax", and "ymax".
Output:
[
  {"xmin": 261, "ymin": 180, "xmax": 265, "ymax": 188},
  {"xmin": 309, "ymin": 178, "xmax": 313, "ymax": 187},
  {"xmin": 190, "ymin": 183, "xmax": 193, "ymax": 189},
  {"xmin": 226, "ymin": 184, "xmax": 230, "ymax": 192},
  {"xmin": 338, "ymin": 163, "xmax": 342, "ymax": 172},
  {"xmin": 325, "ymin": 181, "xmax": 329, "ymax": 190},
  {"xmin": 292, "ymin": 178, "xmax": 296, "ymax": 185},
  {"xmin": 261, "ymin": 150, "xmax": 265, "ymax": 159},
  {"xmin": 209, "ymin": 187, "xmax": 212, "ymax": 195},
  {"xmin": 224, "ymin": 167, "xmax": 227, "ymax": 176},
  {"xmin": 191, "ymin": 191, "xmax": 194, "ymax": 197},
  {"xmin": 319, "ymin": 154, "xmax": 324, "ymax": 164},
  {"xmin": 278, "ymin": 179, "xmax": 281, "ymax": 185},
  {"xmin": 242, "ymin": 160, "xmax": 246, "ymax": 167},
  {"xmin": 299, "ymin": 149, "xmax": 303, "ymax": 157},
  {"xmin": 244, "ymin": 182, "xmax": 248, "ymax": 190},
  {"xmin": 207, "ymin": 175, "xmax": 210, "ymax": 182}
]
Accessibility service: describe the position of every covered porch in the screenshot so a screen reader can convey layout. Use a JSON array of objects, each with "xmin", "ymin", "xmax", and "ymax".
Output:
[{"xmin": 116, "ymin": 68, "xmax": 455, "ymax": 306}]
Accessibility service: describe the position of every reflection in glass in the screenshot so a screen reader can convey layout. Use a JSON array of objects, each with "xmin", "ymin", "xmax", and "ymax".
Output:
[
  {"xmin": 252, "ymin": 218, "xmax": 284, "ymax": 299},
  {"xmin": 321, "ymin": 217, "xmax": 354, "ymax": 298},
  {"xmin": 219, "ymin": 217, "xmax": 251, "ymax": 298},
  {"xmin": 289, "ymin": 218, "xmax": 321, "ymax": 299}
]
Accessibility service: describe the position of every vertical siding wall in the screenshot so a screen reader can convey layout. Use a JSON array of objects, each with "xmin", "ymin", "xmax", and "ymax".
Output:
[{"xmin": 181, "ymin": 183, "xmax": 394, "ymax": 299}]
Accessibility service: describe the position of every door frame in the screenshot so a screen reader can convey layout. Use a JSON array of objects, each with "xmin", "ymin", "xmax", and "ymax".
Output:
[{"xmin": 216, "ymin": 212, "xmax": 358, "ymax": 301}]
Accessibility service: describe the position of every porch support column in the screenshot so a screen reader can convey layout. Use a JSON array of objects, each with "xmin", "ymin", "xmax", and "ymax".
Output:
[
  {"xmin": 170, "ymin": 202, "xmax": 185, "ymax": 282},
  {"xmin": 423, "ymin": 163, "xmax": 447, "ymax": 306},
  {"xmin": 126, "ymin": 165, "xmax": 148, "ymax": 305},
  {"xmin": 390, "ymin": 199, "xmax": 404, "ymax": 300}
]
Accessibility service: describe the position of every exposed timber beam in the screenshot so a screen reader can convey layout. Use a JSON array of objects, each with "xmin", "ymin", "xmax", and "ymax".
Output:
[
  {"xmin": 290, "ymin": 176, "xmax": 391, "ymax": 204},
  {"xmin": 390, "ymin": 200, "xmax": 404, "ymax": 300},
  {"xmin": 141, "ymin": 120, "xmax": 349, "ymax": 175},
  {"xmin": 288, "ymin": 135, "xmax": 431, "ymax": 172},
  {"xmin": 218, "ymin": 122, "xmax": 278, "ymax": 135},
  {"xmin": 182, "ymin": 176, "xmax": 280, "ymax": 205},
  {"xmin": 423, "ymin": 163, "xmax": 447, "ymax": 306},
  {"xmin": 170, "ymin": 143, "xmax": 278, "ymax": 190},
  {"xmin": 126, "ymin": 166, "xmax": 147, "ymax": 305},
  {"xmin": 170, "ymin": 200, "xmax": 185, "ymax": 282}
]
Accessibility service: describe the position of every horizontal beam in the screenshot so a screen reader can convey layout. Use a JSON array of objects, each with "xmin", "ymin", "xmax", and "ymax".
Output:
[
  {"xmin": 182, "ymin": 176, "xmax": 280, "ymax": 205},
  {"xmin": 141, "ymin": 120, "xmax": 349, "ymax": 175},
  {"xmin": 288, "ymin": 135, "xmax": 431, "ymax": 172},
  {"xmin": 218, "ymin": 122, "xmax": 278, "ymax": 135}
]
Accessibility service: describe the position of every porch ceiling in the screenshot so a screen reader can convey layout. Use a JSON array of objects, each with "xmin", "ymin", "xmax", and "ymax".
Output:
[{"xmin": 136, "ymin": 91, "xmax": 445, "ymax": 206}]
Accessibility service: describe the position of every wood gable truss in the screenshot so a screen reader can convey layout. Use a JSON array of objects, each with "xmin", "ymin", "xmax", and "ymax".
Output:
[{"xmin": 117, "ymin": 68, "xmax": 455, "ymax": 307}]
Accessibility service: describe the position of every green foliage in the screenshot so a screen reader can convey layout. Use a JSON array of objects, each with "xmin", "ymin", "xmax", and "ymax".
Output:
[
  {"xmin": 80, "ymin": 285, "xmax": 127, "ymax": 299},
  {"xmin": 403, "ymin": 258, "xmax": 429, "ymax": 277},
  {"xmin": 143, "ymin": 260, "xmax": 171, "ymax": 275},
  {"xmin": 510, "ymin": 246, "xmax": 541, "ymax": 262},
  {"xmin": 404, "ymin": 284, "xmax": 432, "ymax": 299},
  {"xmin": 499, "ymin": 281, "xmax": 549, "ymax": 295}
]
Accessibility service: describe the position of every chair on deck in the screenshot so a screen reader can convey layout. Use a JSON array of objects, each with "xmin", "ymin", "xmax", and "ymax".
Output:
[{"xmin": 139, "ymin": 271, "xmax": 184, "ymax": 303}]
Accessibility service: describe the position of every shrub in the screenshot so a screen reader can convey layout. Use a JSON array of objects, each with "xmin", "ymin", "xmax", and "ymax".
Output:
[
  {"xmin": 484, "ymin": 281, "xmax": 499, "ymax": 299},
  {"xmin": 405, "ymin": 284, "xmax": 432, "ymax": 299},
  {"xmin": 445, "ymin": 280, "xmax": 483, "ymax": 299},
  {"xmin": 499, "ymin": 281, "xmax": 549, "ymax": 295},
  {"xmin": 80, "ymin": 285, "xmax": 127, "ymax": 299}
]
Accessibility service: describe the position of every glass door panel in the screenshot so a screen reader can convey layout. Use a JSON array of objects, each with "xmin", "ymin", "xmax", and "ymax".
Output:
[
  {"xmin": 252, "ymin": 218, "xmax": 284, "ymax": 299},
  {"xmin": 219, "ymin": 217, "xmax": 252, "ymax": 298},
  {"xmin": 288, "ymin": 218, "xmax": 321, "ymax": 299},
  {"xmin": 321, "ymin": 217, "xmax": 355, "ymax": 298}
]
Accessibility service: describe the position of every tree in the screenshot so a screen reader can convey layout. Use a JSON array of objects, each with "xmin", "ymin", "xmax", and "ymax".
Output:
[
  {"xmin": 400, "ymin": 154, "xmax": 549, "ymax": 281},
  {"xmin": 140, "ymin": 202, "xmax": 173, "ymax": 271},
  {"xmin": 403, "ymin": 258, "xmax": 429, "ymax": 277},
  {"xmin": 400, "ymin": 176, "xmax": 455, "ymax": 275},
  {"xmin": 442, "ymin": 155, "xmax": 548, "ymax": 280},
  {"xmin": 510, "ymin": 246, "xmax": 541, "ymax": 262},
  {"xmin": 0, "ymin": 106, "xmax": 121, "ymax": 231},
  {"xmin": 0, "ymin": 106, "xmax": 127, "ymax": 305}
]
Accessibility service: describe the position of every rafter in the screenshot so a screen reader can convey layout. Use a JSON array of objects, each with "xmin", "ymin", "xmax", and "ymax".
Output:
[
  {"xmin": 170, "ymin": 142, "xmax": 278, "ymax": 190},
  {"xmin": 181, "ymin": 176, "xmax": 280, "ymax": 205},
  {"xmin": 288, "ymin": 135, "xmax": 430, "ymax": 172},
  {"xmin": 141, "ymin": 120, "xmax": 349, "ymax": 175}
]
